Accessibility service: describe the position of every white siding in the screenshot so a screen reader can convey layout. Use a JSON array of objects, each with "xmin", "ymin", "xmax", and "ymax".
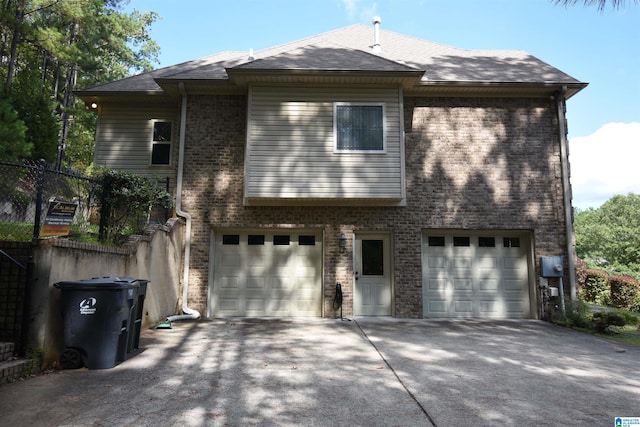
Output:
[
  {"xmin": 244, "ymin": 86, "xmax": 405, "ymax": 204},
  {"xmin": 94, "ymin": 103, "xmax": 178, "ymax": 180}
]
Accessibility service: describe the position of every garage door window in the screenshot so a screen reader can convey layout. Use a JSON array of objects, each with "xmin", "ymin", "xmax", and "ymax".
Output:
[
  {"xmin": 273, "ymin": 235, "xmax": 290, "ymax": 245},
  {"xmin": 428, "ymin": 236, "xmax": 445, "ymax": 246},
  {"xmin": 248, "ymin": 235, "xmax": 265, "ymax": 245},
  {"xmin": 298, "ymin": 235, "xmax": 316, "ymax": 245},
  {"xmin": 222, "ymin": 234, "xmax": 240, "ymax": 245},
  {"xmin": 479, "ymin": 237, "xmax": 496, "ymax": 247},
  {"xmin": 503, "ymin": 237, "xmax": 520, "ymax": 247},
  {"xmin": 453, "ymin": 236, "xmax": 470, "ymax": 247}
]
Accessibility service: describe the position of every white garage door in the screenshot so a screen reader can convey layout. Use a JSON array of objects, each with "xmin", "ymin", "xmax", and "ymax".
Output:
[
  {"xmin": 422, "ymin": 233, "xmax": 532, "ymax": 318},
  {"xmin": 210, "ymin": 230, "xmax": 322, "ymax": 317}
]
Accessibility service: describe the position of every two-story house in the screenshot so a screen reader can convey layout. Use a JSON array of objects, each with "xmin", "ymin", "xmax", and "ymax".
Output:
[{"xmin": 77, "ymin": 19, "xmax": 586, "ymax": 319}]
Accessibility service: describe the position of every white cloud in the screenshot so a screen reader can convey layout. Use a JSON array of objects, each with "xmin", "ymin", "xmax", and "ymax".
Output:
[
  {"xmin": 340, "ymin": 0, "xmax": 378, "ymax": 21},
  {"xmin": 569, "ymin": 122, "xmax": 640, "ymax": 210}
]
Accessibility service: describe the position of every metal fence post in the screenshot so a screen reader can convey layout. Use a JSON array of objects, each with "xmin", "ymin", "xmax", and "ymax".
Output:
[
  {"xmin": 99, "ymin": 177, "xmax": 109, "ymax": 241},
  {"xmin": 19, "ymin": 256, "xmax": 34, "ymax": 356},
  {"xmin": 32, "ymin": 159, "xmax": 46, "ymax": 239}
]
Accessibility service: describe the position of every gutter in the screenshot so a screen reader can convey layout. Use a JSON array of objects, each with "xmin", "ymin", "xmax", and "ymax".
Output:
[
  {"xmin": 556, "ymin": 86, "xmax": 578, "ymax": 304},
  {"xmin": 167, "ymin": 81, "xmax": 201, "ymax": 321}
]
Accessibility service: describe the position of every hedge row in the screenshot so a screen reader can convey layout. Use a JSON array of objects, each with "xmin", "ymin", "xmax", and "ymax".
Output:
[{"xmin": 579, "ymin": 268, "xmax": 640, "ymax": 311}]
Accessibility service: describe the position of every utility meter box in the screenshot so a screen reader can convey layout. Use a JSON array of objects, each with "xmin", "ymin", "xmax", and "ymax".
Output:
[{"xmin": 541, "ymin": 256, "xmax": 564, "ymax": 278}]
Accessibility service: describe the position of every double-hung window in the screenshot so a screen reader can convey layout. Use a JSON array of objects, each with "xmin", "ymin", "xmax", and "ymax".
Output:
[
  {"xmin": 334, "ymin": 103, "xmax": 385, "ymax": 152},
  {"xmin": 151, "ymin": 121, "xmax": 172, "ymax": 165}
]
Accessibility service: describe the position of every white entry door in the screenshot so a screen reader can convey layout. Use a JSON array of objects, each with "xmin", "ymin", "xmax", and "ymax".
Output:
[{"xmin": 354, "ymin": 233, "xmax": 392, "ymax": 316}]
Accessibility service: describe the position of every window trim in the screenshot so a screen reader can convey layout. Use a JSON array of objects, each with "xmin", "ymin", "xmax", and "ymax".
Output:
[
  {"xmin": 333, "ymin": 102, "xmax": 386, "ymax": 153},
  {"xmin": 150, "ymin": 120, "xmax": 173, "ymax": 166}
]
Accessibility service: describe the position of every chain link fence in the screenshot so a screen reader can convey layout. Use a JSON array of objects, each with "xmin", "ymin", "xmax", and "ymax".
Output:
[{"xmin": 0, "ymin": 160, "xmax": 171, "ymax": 243}]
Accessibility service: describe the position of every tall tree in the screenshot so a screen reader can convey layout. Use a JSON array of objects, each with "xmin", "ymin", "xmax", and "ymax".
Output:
[
  {"xmin": 0, "ymin": 0, "xmax": 159, "ymax": 167},
  {"xmin": 553, "ymin": 0, "xmax": 639, "ymax": 11},
  {"xmin": 575, "ymin": 193, "xmax": 640, "ymax": 279},
  {"xmin": 0, "ymin": 96, "xmax": 29, "ymax": 160}
]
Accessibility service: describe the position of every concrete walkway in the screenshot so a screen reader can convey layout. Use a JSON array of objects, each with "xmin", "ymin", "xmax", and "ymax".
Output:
[{"xmin": 0, "ymin": 318, "xmax": 638, "ymax": 426}]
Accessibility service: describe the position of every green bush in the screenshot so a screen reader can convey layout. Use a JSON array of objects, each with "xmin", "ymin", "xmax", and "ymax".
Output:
[
  {"xmin": 580, "ymin": 269, "xmax": 610, "ymax": 305},
  {"xmin": 99, "ymin": 169, "xmax": 172, "ymax": 242},
  {"xmin": 591, "ymin": 311, "xmax": 626, "ymax": 333},
  {"xmin": 609, "ymin": 275, "xmax": 640, "ymax": 311}
]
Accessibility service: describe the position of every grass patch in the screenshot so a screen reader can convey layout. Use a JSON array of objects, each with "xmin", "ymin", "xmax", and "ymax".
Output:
[
  {"xmin": 554, "ymin": 302, "xmax": 640, "ymax": 347},
  {"xmin": 595, "ymin": 324, "xmax": 640, "ymax": 347},
  {"xmin": 0, "ymin": 222, "xmax": 33, "ymax": 241}
]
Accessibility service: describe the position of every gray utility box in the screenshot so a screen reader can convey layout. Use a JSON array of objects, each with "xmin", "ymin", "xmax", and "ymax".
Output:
[{"xmin": 541, "ymin": 256, "xmax": 564, "ymax": 278}]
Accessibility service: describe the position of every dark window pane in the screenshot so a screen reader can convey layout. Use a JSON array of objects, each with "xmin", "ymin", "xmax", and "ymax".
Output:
[
  {"xmin": 151, "ymin": 143, "xmax": 170, "ymax": 165},
  {"xmin": 503, "ymin": 237, "xmax": 521, "ymax": 248},
  {"xmin": 153, "ymin": 121, "xmax": 172, "ymax": 141},
  {"xmin": 248, "ymin": 235, "xmax": 265, "ymax": 245},
  {"xmin": 336, "ymin": 105, "xmax": 383, "ymax": 151},
  {"xmin": 273, "ymin": 235, "xmax": 290, "ymax": 245},
  {"xmin": 222, "ymin": 234, "xmax": 239, "ymax": 245},
  {"xmin": 362, "ymin": 239, "xmax": 384, "ymax": 275},
  {"xmin": 428, "ymin": 236, "xmax": 445, "ymax": 247},
  {"xmin": 478, "ymin": 237, "xmax": 496, "ymax": 247},
  {"xmin": 298, "ymin": 235, "xmax": 315, "ymax": 245},
  {"xmin": 453, "ymin": 236, "xmax": 470, "ymax": 247}
]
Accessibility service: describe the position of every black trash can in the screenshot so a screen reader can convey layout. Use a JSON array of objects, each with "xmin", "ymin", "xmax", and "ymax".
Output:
[
  {"xmin": 127, "ymin": 279, "xmax": 149, "ymax": 353},
  {"xmin": 54, "ymin": 277, "xmax": 139, "ymax": 369}
]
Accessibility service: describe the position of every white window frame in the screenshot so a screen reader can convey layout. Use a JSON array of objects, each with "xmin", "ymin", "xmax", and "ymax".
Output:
[
  {"xmin": 150, "ymin": 120, "xmax": 173, "ymax": 166},
  {"xmin": 333, "ymin": 102, "xmax": 386, "ymax": 153}
]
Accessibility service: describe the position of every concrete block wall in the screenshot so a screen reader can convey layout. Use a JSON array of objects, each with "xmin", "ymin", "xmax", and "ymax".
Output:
[{"xmin": 180, "ymin": 94, "xmax": 570, "ymax": 318}]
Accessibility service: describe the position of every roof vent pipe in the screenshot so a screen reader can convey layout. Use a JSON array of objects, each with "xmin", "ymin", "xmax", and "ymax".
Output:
[
  {"xmin": 372, "ymin": 16, "xmax": 382, "ymax": 53},
  {"xmin": 248, "ymin": 48, "xmax": 254, "ymax": 61}
]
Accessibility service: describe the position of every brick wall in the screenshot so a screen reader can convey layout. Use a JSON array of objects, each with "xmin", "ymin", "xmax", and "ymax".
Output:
[{"xmin": 181, "ymin": 94, "xmax": 570, "ymax": 318}]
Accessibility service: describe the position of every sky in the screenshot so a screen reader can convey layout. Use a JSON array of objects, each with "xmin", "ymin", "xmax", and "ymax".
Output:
[{"xmin": 124, "ymin": 0, "xmax": 639, "ymax": 210}]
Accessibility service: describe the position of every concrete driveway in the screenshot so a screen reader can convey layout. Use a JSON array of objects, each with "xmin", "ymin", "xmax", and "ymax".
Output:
[{"xmin": 0, "ymin": 318, "xmax": 638, "ymax": 426}]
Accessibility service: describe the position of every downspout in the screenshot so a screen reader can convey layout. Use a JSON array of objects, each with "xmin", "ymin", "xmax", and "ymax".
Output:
[
  {"xmin": 556, "ymin": 86, "xmax": 577, "ymax": 304},
  {"xmin": 167, "ymin": 81, "xmax": 201, "ymax": 321}
]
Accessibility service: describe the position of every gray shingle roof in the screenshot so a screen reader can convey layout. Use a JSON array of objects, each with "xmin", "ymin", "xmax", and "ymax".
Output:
[{"xmin": 79, "ymin": 23, "xmax": 583, "ymax": 94}]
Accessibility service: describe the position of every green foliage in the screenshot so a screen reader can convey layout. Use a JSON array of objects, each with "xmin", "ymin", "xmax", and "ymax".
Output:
[
  {"xmin": 11, "ymin": 75, "xmax": 59, "ymax": 162},
  {"xmin": 0, "ymin": 0, "xmax": 160, "ymax": 167},
  {"xmin": 580, "ymin": 268, "xmax": 610, "ymax": 305},
  {"xmin": 609, "ymin": 275, "xmax": 640, "ymax": 311},
  {"xmin": 574, "ymin": 193, "xmax": 640, "ymax": 281},
  {"xmin": 99, "ymin": 169, "xmax": 172, "ymax": 242},
  {"xmin": 0, "ymin": 98, "xmax": 30, "ymax": 160},
  {"xmin": 591, "ymin": 311, "xmax": 626, "ymax": 333}
]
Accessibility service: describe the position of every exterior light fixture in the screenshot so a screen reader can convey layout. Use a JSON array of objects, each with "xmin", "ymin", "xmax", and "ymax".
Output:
[
  {"xmin": 339, "ymin": 233, "xmax": 347, "ymax": 248},
  {"xmin": 90, "ymin": 102, "xmax": 98, "ymax": 109}
]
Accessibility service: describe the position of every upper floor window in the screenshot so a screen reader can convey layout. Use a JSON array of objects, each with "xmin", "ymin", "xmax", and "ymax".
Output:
[
  {"xmin": 151, "ymin": 121, "xmax": 172, "ymax": 165},
  {"xmin": 334, "ymin": 103, "xmax": 385, "ymax": 152}
]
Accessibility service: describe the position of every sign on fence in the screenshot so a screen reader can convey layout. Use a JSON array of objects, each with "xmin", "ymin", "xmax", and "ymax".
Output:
[{"xmin": 40, "ymin": 200, "xmax": 78, "ymax": 237}]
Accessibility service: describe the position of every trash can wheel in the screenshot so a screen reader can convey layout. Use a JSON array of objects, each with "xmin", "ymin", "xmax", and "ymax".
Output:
[{"xmin": 60, "ymin": 348, "xmax": 84, "ymax": 369}]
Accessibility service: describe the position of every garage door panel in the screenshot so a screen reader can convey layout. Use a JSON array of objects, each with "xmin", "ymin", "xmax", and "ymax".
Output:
[
  {"xmin": 453, "ymin": 257, "xmax": 472, "ymax": 269},
  {"xmin": 247, "ymin": 277, "xmax": 265, "ymax": 289},
  {"xmin": 479, "ymin": 280, "xmax": 499, "ymax": 291},
  {"xmin": 212, "ymin": 231, "xmax": 322, "ymax": 317},
  {"xmin": 504, "ymin": 279, "xmax": 525, "ymax": 291},
  {"xmin": 428, "ymin": 256, "xmax": 446, "ymax": 268},
  {"xmin": 427, "ymin": 300, "xmax": 448, "ymax": 314},
  {"xmin": 453, "ymin": 300, "xmax": 473, "ymax": 315},
  {"xmin": 423, "ymin": 232, "xmax": 532, "ymax": 319},
  {"xmin": 219, "ymin": 277, "xmax": 240, "ymax": 289},
  {"xmin": 453, "ymin": 279, "xmax": 472, "ymax": 290},
  {"xmin": 428, "ymin": 279, "xmax": 447, "ymax": 290},
  {"xmin": 219, "ymin": 298, "xmax": 240, "ymax": 313}
]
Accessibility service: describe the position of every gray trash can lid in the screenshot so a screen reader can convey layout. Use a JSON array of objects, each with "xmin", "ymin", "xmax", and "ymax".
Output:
[{"xmin": 54, "ymin": 276, "xmax": 139, "ymax": 290}]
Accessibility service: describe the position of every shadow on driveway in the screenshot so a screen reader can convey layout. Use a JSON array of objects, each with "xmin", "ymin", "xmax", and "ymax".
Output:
[{"xmin": 0, "ymin": 318, "xmax": 638, "ymax": 426}]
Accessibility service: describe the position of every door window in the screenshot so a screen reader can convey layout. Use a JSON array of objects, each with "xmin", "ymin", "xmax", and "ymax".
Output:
[{"xmin": 362, "ymin": 239, "xmax": 384, "ymax": 275}]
